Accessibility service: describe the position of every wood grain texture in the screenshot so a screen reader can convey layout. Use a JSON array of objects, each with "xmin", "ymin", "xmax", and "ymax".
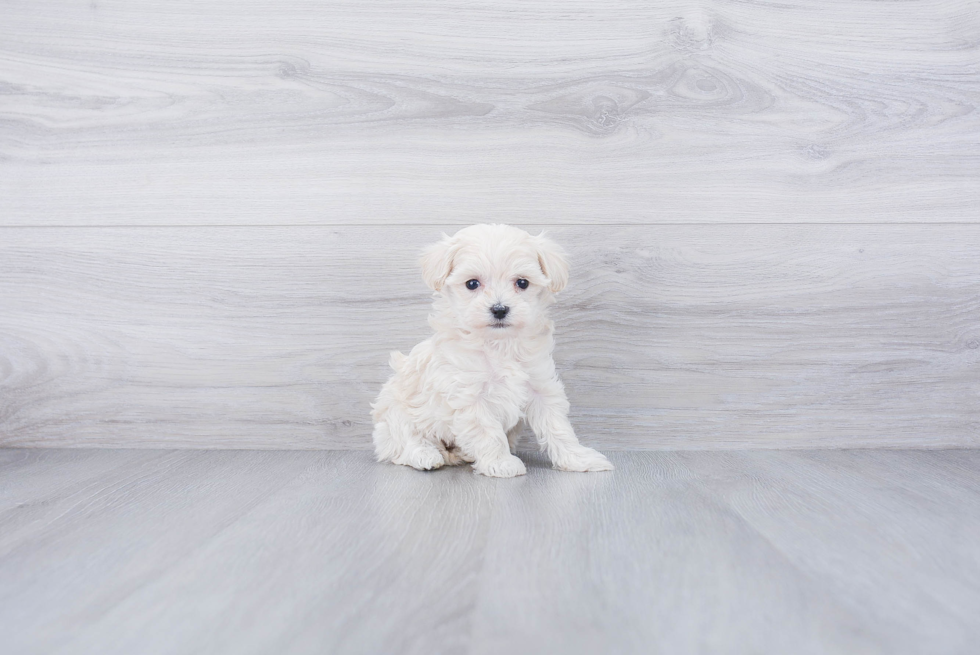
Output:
[
  {"xmin": 1, "ymin": 0, "xmax": 978, "ymax": 225},
  {"xmin": 471, "ymin": 449, "xmax": 980, "ymax": 655},
  {"xmin": 2, "ymin": 449, "xmax": 980, "ymax": 654},
  {"xmin": 0, "ymin": 450, "xmax": 495, "ymax": 655},
  {"xmin": 1, "ymin": 225, "xmax": 978, "ymax": 449}
]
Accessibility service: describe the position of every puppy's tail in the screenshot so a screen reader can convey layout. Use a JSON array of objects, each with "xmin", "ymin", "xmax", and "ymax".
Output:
[{"xmin": 388, "ymin": 350, "xmax": 407, "ymax": 371}]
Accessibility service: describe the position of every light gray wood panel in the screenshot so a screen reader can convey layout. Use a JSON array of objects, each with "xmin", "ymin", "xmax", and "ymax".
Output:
[
  {"xmin": 0, "ymin": 449, "xmax": 174, "ymax": 554},
  {"xmin": 1, "ymin": 0, "xmax": 977, "ymax": 225},
  {"xmin": 0, "ymin": 449, "xmax": 318, "ymax": 655},
  {"xmin": 0, "ymin": 450, "xmax": 496, "ymax": 655},
  {"xmin": 471, "ymin": 450, "xmax": 980, "ymax": 655},
  {"xmin": 2, "ymin": 224, "xmax": 978, "ymax": 449},
  {"xmin": 2, "ymin": 449, "xmax": 980, "ymax": 654},
  {"xmin": 708, "ymin": 450, "xmax": 980, "ymax": 647}
]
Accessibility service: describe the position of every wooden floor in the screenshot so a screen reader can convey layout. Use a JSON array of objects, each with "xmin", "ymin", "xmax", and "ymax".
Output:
[{"xmin": 3, "ymin": 448, "xmax": 979, "ymax": 654}]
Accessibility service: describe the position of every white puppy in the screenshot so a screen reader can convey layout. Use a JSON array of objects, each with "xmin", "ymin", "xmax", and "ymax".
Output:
[{"xmin": 371, "ymin": 224, "xmax": 613, "ymax": 478}]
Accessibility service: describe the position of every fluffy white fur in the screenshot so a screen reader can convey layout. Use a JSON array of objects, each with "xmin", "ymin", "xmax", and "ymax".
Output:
[{"xmin": 371, "ymin": 223, "xmax": 613, "ymax": 478}]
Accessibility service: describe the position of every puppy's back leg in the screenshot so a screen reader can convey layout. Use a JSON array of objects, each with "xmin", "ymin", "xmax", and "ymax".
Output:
[
  {"xmin": 374, "ymin": 405, "xmax": 445, "ymax": 471},
  {"xmin": 371, "ymin": 420, "xmax": 397, "ymax": 462}
]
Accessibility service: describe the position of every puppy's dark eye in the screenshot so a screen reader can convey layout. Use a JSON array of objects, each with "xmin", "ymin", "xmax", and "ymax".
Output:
[
  {"xmin": 465, "ymin": 279, "xmax": 480, "ymax": 290},
  {"xmin": 516, "ymin": 278, "xmax": 529, "ymax": 290}
]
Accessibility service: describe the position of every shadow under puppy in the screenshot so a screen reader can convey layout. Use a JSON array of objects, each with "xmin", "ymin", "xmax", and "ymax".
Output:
[{"xmin": 372, "ymin": 224, "xmax": 613, "ymax": 478}]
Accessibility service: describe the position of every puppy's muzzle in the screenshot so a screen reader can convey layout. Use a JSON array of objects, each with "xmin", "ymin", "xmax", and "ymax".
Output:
[{"xmin": 490, "ymin": 304, "xmax": 510, "ymax": 320}]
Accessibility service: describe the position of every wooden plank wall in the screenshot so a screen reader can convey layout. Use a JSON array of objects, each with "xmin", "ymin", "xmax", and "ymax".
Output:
[{"xmin": 1, "ymin": 1, "xmax": 978, "ymax": 449}]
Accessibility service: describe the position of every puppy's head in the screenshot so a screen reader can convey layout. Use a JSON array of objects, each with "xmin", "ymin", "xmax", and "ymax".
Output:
[{"xmin": 420, "ymin": 224, "xmax": 569, "ymax": 336}]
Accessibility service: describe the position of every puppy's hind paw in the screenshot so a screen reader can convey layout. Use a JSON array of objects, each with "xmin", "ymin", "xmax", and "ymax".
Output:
[
  {"xmin": 473, "ymin": 454, "xmax": 527, "ymax": 478},
  {"xmin": 554, "ymin": 446, "xmax": 614, "ymax": 473},
  {"xmin": 393, "ymin": 445, "xmax": 445, "ymax": 471}
]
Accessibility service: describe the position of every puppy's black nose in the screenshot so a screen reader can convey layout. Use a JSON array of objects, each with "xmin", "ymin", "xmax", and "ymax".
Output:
[{"xmin": 491, "ymin": 304, "xmax": 510, "ymax": 320}]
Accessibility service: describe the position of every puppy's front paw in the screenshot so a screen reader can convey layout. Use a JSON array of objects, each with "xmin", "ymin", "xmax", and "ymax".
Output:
[
  {"xmin": 473, "ymin": 454, "xmax": 527, "ymax": 478},
  {"xmin": 393, "ymin": 445, "xmax": 445, "ymax": 471},
  {"xmin": 554, "ymin": 446, "xmax": 614, "ymax": 473}
]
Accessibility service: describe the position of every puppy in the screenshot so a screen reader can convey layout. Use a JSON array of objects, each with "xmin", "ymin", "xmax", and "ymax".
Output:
[{"xmin": 371, "ymin": 224, "xmax": 613, "ymax": 478}]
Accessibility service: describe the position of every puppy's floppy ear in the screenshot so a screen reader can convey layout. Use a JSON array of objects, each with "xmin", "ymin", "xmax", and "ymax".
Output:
[
  {"xmin": 533, "ymin": 232, "xmax": 570, "ymax": 293},
  {"xmin": 420, "ymin": 233, "xmax": 460, "ymax": 291}
]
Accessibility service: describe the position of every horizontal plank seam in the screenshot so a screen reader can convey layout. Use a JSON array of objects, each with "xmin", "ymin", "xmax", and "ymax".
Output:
[{"xmin": 2, "ymin": 223, "xmax": 979, "ymax": 229}]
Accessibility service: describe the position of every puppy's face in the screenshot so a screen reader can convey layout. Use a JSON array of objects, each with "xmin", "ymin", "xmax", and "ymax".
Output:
[{"xmin": 420, "ymin": 224, "xmax": 569, "ymax": 337}]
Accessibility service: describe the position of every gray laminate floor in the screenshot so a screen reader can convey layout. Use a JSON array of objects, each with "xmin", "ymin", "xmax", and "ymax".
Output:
[{"xmin": 2, "ymin": 449, "xmax": 979, "ymax": 655}]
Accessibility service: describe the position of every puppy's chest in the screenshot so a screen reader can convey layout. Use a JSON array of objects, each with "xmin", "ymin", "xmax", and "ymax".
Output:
[
  {"xmin": 457, "ymin": 356, "xmax": 531, "ymax": 410},
  {"xmin": 482, "ymin": 361, "xmax": 530, "ymax": 405}
]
